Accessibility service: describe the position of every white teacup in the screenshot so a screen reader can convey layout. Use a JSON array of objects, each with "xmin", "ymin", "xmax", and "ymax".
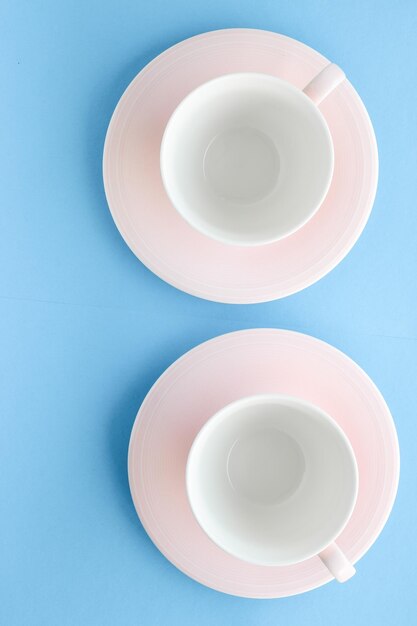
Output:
[
  {"xmin": 186, "ymin": 395, "xmax": 358, "ymax": 582},
  {"xmin": 161, "ymin": 64, "xmax": 345, "ymax": 246}
]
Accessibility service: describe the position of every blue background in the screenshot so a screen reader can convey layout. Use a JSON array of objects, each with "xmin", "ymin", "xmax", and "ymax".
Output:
[{"xmin": 1, "ymin": 1, "xmax": 416, "ymax": 624}]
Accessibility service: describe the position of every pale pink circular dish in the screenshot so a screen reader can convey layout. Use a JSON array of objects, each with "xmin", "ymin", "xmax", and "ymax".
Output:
[
  {"xmin": 103, "ymin": 29, "xmax": 378, "ymax": 303},
  {"xmin": 128, "ymin": 329, "xmax": 399, "ymax": 598}
]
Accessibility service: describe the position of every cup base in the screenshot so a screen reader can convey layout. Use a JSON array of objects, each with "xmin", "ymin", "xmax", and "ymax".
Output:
[
  {"xmin": 226, "ymin": 428, "xmax": 305, "ymax": 505},
  {"xmin": 203, "ymin": 127, "xmax": 280, "ymax": 205}
]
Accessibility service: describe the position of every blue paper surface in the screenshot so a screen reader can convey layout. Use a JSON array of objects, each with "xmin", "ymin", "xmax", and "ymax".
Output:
[{"xmin": 1, "ymin": 1, "xmax": 416, "ymax": 624}]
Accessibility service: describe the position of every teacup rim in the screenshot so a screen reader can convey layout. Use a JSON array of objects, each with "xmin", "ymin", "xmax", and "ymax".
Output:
[
  {"xmin": 160, "ymin": 73, "xmax": 335, "ymax": 247},
  {"xmin": 186, "ymin": 393, "xmax": 359, "ymax": 567}
]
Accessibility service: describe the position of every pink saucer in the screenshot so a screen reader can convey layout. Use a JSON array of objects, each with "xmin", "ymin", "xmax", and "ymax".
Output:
[
  {"xmin": 128, "ymin": 329, "xmax": 399, "ymax": 598},
  {"xmin": 103, "ymin": 29, "xmax": 378, "ymax": 303}
]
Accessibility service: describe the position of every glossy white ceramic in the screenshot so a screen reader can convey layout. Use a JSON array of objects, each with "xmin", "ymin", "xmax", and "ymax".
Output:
[
  {"xmin": 186, "ymin": 394, "xmax": 358, "ymax": 580},
  {"xmin": 161, "ymin": 73, "xmax": 335, "ymax": 245}
]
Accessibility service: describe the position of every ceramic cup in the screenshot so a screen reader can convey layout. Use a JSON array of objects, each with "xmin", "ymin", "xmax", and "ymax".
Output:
[
  {"xmin": 186, "ymin": 394, "xmax": 358, "ymax": 582},
  {"xmin": 161, "ymin": 64, "xmax": 345, "ymax": 246}
]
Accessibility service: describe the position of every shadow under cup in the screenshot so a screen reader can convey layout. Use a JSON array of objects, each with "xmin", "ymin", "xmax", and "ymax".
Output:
[
  {"xmin": 160, "ymin": 73, "xmax": 334, "ymax": 245},
  {"xmin": 186, "ymin": 395, "xmax": 358, "ymax": 568}
]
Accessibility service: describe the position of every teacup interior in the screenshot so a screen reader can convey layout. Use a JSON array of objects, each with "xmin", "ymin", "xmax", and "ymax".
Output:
[
  {"xmin": 187, "ymin": 396, "xmax": 357, "ymax": 566},
  {"xmin": 161, "ymin": 74, "xmax": 333, "ymax": 245}
]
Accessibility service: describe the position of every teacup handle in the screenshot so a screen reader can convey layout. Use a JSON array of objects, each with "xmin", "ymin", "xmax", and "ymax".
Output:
[
  {"xmin": 303, "ymin": 63, "xmax": 346, "ymax": 105},
  {"xmin": 318, "ymin": 542, "xmax": 356, "ymax": 583}
]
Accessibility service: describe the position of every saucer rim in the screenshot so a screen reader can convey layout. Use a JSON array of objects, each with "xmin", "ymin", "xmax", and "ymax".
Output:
[
  {"xmin": 128, "ymin": 329, "xmax": 399, "ymax": 598},
  {"xmin": 103, "ymin": 28, "xmax": 379, "ymax": 303}
]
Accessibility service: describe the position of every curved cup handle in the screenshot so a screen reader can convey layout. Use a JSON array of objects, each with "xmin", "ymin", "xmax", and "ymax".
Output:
[
  {"xmin": 319, "ymin": 542, "xmax": 356, "ymax": 583},
  {"xmin": 303, "ymin": 63, "xmax": 346, "ymax": 106}
]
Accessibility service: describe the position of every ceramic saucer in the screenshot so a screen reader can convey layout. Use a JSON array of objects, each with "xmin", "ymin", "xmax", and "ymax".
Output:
[
  {"xmin": 103, "ymin": 29, "xmax": 378, "ymax": 303},
  {"xmin": 128, "ymin": 329, "xmax": 399, "ymax": 598}
]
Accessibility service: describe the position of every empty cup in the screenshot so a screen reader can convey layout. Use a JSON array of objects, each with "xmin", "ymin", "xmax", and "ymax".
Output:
[
  {"xmin": 161, "ymin": 65, "xmax": 345, "ymax": 245},
  {"xmin": 186, "ymin": 394, "xmax": 358, "ymax": 582}
]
